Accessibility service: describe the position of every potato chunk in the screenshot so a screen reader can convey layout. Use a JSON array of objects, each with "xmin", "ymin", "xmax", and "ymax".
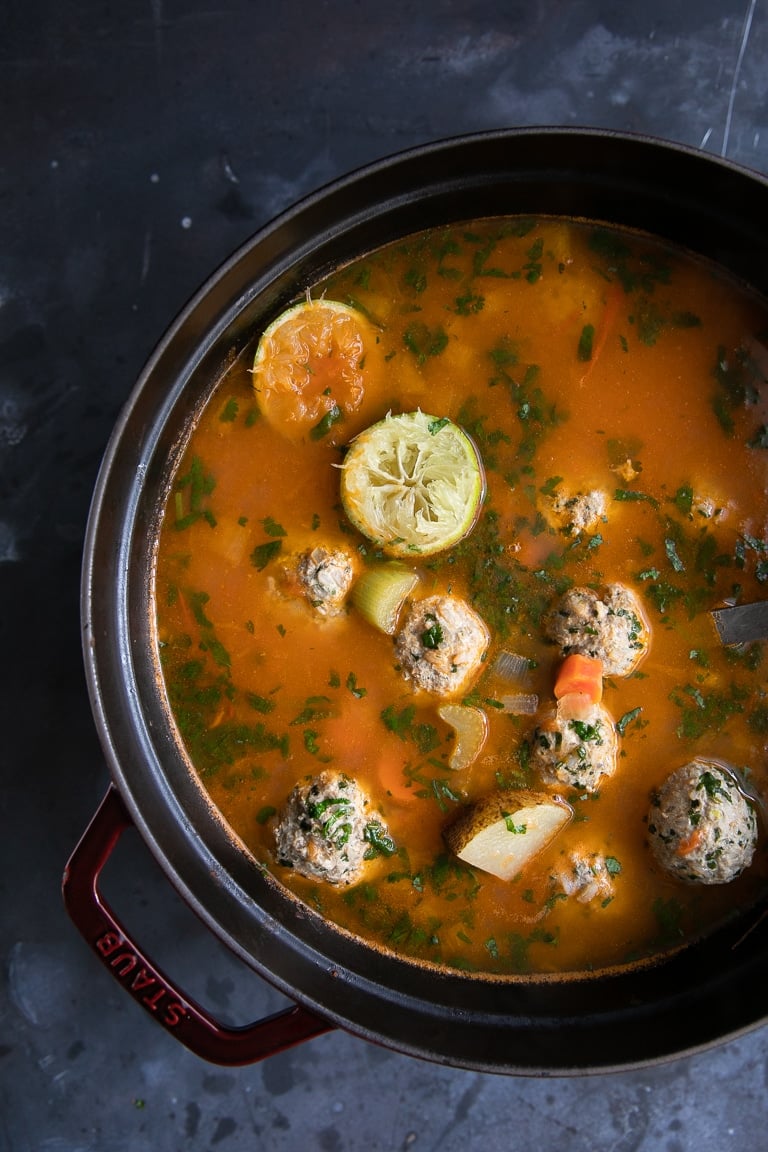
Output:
[{"xmin": 444, "ymin": 790, "xmax": 572, "ymax": 881}]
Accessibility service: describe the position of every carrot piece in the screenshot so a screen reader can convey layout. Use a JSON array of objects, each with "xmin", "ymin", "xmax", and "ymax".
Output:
[
  {"xmin": 553, "ymin": 654, "xmax": 604, "ymax": 704},
  {"xmin": 676, "ymin": 827, "xmax": 703, "ymax": 858},
  {"xmin": 579, "ymin": 281, "xmax": 623, "ymax": 386}
]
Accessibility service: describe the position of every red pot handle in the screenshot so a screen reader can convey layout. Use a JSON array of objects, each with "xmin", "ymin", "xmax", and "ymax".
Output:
[{"xmin": 62, "ymin": 786, "xmax": 333, "ymax": 1065}]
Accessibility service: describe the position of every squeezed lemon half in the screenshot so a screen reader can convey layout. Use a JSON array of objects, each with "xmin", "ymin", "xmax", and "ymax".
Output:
[
  {"xmin": 252, "ymin": 298, "xmax": 368, "ymax": 443},
  {"xmin": 340, "ymin": 410, "xmax": 484, "ymax": 556}
]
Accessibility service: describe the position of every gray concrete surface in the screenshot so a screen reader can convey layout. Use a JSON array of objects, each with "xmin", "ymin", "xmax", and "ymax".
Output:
[{"xmin": 4, "ymin": 1, "xmax": 768, "ymax": 1148}]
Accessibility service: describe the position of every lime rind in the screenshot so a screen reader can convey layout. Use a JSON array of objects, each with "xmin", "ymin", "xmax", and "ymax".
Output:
[
  {"xmin": 252, "ymin": 298, "xmax": 367, "ymax": 439},
  {"xmin": 254, "ymin": 298, "xmax": 364, "ymax": 370},
  {"xmin": 340, "ymin": 410, "xmax": 485, "ymax": 556}
]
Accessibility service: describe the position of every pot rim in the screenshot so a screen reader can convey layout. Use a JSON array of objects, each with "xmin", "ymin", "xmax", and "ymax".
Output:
[{"xmin": 81, "ymin": 126, "xmax": 768, "ymax": 1074}]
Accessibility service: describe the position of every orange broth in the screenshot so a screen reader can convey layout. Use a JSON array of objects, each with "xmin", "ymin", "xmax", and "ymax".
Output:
[{"xmin": 154, "ymin": 217, "xmax": 768, "ymax": 976}]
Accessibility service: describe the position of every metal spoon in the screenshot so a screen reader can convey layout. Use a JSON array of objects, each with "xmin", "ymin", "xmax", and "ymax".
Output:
[{"xmin": 711, "ymin": 601, "xmax": 768, "ymax": 645}]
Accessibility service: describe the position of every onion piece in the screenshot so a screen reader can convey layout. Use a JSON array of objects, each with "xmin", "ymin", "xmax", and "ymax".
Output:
[
  {"xmin": 498, "ymin": 693, "xmax": 539, "ymax": 715},
  {"xmin": 556, "ymin": 691, "xmax": 594, "ymax": 721},
  {"xmin": 491, "ymin": 650, "xmax": 531, "ymax": 683},
  {"xmin": 437, "ymin": 703, "xmax": 488, "ymax": 771},
  {"xmin": 350, "ymin": 562, "xmax": 419, "ymax": 634}
]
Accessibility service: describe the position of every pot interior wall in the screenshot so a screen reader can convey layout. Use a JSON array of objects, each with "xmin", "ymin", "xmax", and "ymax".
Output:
[{"xmin": 83, "ymin": 129, "xmax": 768, "ymax": 1073}]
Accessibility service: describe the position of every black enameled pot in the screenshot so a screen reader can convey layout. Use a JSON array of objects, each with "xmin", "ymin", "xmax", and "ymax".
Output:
[{"xmin": 65, "ymin": 128, "xmax": 768, "ymax": 1073}]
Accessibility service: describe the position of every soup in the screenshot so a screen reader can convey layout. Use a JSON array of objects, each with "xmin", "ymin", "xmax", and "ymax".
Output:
[{"xmin": 153, "ymin": 217, "xmax": 768, "ymax": 977}]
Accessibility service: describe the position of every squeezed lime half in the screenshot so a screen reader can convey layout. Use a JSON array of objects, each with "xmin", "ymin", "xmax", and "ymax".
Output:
[
  {"xmin": 252, "ymin": 298, "xmax": 368, "ymax": 442},
  {"xmin": 339, "ymin": 410, "xmax": 485, "ymax": 556}
]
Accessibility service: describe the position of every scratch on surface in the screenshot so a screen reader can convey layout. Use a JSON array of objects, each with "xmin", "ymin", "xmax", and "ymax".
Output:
[
  {"xmin": 722, "ymin": 0, "xmax": 757, "ymax": 157},
  {"xmin": 0, "ymin": 523, "xmax": 20, "ymax": 563},
  {"xmin": 140, "ymin": 228, "xmax": 152, "ymax": 286},
  {"xmin": 150, "ymin": 0, "xmax": 164, "ymax": 65},
  {"xmin": 426, "ymin": 1075, "xmax": 485, "ymax": 1152},
  {"xmin": 221, "ymin": 153, "xmax": 240, "ymax": 184}
]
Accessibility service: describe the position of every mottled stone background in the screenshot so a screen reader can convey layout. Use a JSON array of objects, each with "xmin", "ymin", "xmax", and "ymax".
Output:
[{"xmin": 3, "ymin": 2, "xmax": 768, "ymax": 1149}]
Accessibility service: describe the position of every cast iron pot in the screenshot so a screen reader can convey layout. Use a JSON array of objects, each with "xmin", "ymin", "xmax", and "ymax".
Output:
[{"xmin": 64, "ymin": 127, "xmax": 768, "ymax": 1074}]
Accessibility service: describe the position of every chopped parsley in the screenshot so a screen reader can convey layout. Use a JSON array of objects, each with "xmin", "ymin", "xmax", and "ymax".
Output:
[
  {"xmin": 245, "ymin": 692, "xmax": 276, "ymax": 714},
  {"xmin": 712, "ymin": 343, "xmax": 764, "ymax": 434},
  {"xmin": 403, "ymin": 321, "xmax": 449, "ymax": 364},
  {"xmin": 364, "ymin": 822, "xmax": 397, "ymax": 859},
  {"xmin": 261, "ymin": 516, "xmax": 287, "ymax": 537},
  {"xmin": 616, "ymin": 707, "xmax": 643, "ymax": 735},
  {"xmin": 453, "ymin": 289, "xmax": 485, "ymax": 315},
  {"xmin": 306, "ymin": 796, "xmax": 354, "ymax": 847},
  {"xmin": 577, "ymin": 324, "xmax": 595, "ymax": 362},
  {"xmin": 420, "ymin": 616, "xmax": 444, "ymax": 649},
  {"xmin": 614, "ymin": 488, "xmax": 660, "ymax": 509},
  {"xmin": 290, "ymin": 696, "xmax": 336, "ymax": 725},
  {"xmin": 310, "ymin": 404, "xmax": 343, "ymax": 440},
  {"xmin": 670, "ymin": 681, "xmax": 748, "ymax": 740},
  {"xmin": 380, "ymin": 704, "xmax": 441, "ymax": 755},
  {"xmin": 523, "ymin": 236, "xmax": 544, "ymax": 283},
  {"xmin": 346, "ymin": 672, "xmax": 367, "ymax": 698},
  {"xmin": 250, "ymin": 539, "xmax": 282, "ymax": 570},
  {"xmin": 173, "ymin": 456, "xmax": 217, "ymax": 530},
  {"xmin": 428, "ymin": 416, "xmax": 451, "ymax": 435}
]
